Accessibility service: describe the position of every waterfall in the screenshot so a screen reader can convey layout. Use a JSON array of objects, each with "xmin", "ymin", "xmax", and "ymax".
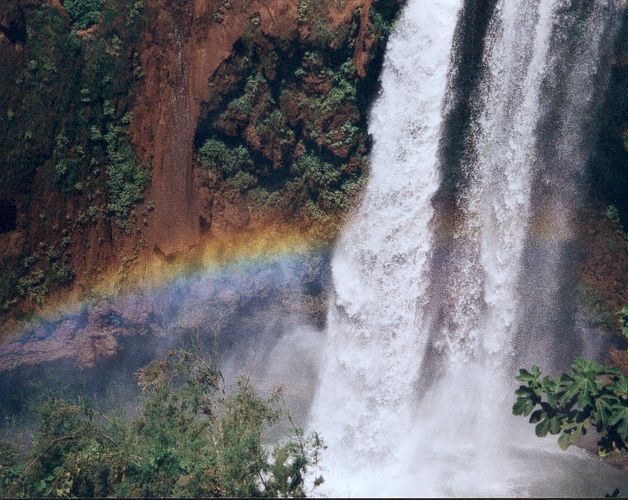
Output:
[
  {"xmin": 309, "ymin": 0, "xmax": 623, "ymax": 497},
  {"xmin": 308, "ymin": 0, "xmax": 465, "ymax": 494}
]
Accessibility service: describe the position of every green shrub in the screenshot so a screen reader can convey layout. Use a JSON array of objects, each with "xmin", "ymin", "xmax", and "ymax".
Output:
[
  {"xmin": 0, "ymin": 350, "xmax": 324, "ymax": 498},
  {"xmin": 63, "ymin": 0, "xmax": 103, "ymax": 29},
  {"xmin": 191, "ymin": 2, "xmax": 401, "ymax": 224},
  {"xmin": 291, "ymin": 154, "xmax": 340, "ymax": 191},
  {"xmin": 618, "ymin": 306, "xmax": 628, "ymax": 338},
  {"xmin": 104, "ymin": 115, "xmax": 151, "ymax": 230},
  {"xmin": 255, "ymin": 110, "xmax": 294, "ymax": 149},
  {"xmin": 53, "ymin": 134, "xmax": 86, "ymax": 192},
  {"xmin": 322, "ymin": 60, "xmax": 357, "ymax": 111},
  {"xmin": 224, "ymin": 73, "xmax": 268, "ymax": 117},
  {"xmin": 198, "ymin": 139, "xmax": 253, "ymax": 176},
  {"xmin": 298, "ymin": 0, "xmax": 309, "ymax": 23},
  {"xmin": 226, "ymin": 171, "xmax": 258, "ymax": 192},
  {"xmin": 513, "ymin": 359, "xmax": 628, "ymax": 455},
  {"xmin": 248, "ymin": 188, "xmax": 281, "ymax": 207},
  {"xmin": 16, "ymin": 269, "xmax": 48, "ymax": 304}
]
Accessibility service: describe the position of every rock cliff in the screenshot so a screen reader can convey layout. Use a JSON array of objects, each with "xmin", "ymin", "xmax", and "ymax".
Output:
[{"xmin": 0, "ymin": 0, "xmax": 401, "ymax": 334}]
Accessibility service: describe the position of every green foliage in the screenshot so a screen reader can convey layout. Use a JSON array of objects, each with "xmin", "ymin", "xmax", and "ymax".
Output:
[
  {"xmin": 369, "ymin": 9, "xmax": 395, "ymax": 39},
  {"xmin": 323, "ymin": 60, "xmax": 357, "ymax": 111},
  {"xmin": 0, "ymin": 6, "xmax": 83, "ymax": 197},
  {"xmin": 298, "ymin": 0, "xmax": 309, "ymax": 23},
  {"xmin": 289, "ymin": 152, "xmax": 359, "ymax": 214},
  {"xmin": 191, "ymin": 1, "xmax": 401, "ymax": 227},
  {"xmin": 369, "ymin": 2, "xmax": 402, "ymax": 36},
  {"xmin": 0, "ymin": 0, "xmax": 151, "ymax": 309},
  {"xmin": 513, "ymin": 359, "xmax": 628, "ymax": 455},
  {"xmin": 63, "ymin": 0, "xmax": 103, "ymax": 29},
  {"xmin": 198, "ymin": 139, "xmax": 253, "ymax": 176},
  {"xmin": 0, "ymin": 351, "xmax": 324, "ymax": 498},
  {"xmin": 606, "ymin": 205, "xmax": 628, "ymax": 241},
  {"xmin": 8, "ymin": 246, "xmax": 75, "ymax": 306},
  {"xmin": 607, "ymin": 205, "xmax": 621, "ymax": 224},
  {"xmin": 255, "ymin": 110, "xmax": 295, "ymax": 156},
  {"xmin": 618, "ymin": 306, "xmax": 628, "ymax": 339},
  {"xmin": 0, "ymin": 442, "xmax": 21, "ymax": 494},
  {"xmin": 292, "ymin": 154, "xmax": 339, "ymax": 186},
  {"xmin": 53, "ymin": 134, "xmax": 86, "ymax": 192},
  {"xmin": 198, "ymin": 52, "xmax": 363, "ymax": 219},
  {"xmin": 1, "ymin": 1, "xmax": 149, "ymax": 206},
  {"xmin": 16, "ymin": 269, "xmax": 48, "ymax": 305},
  {"xmin": 103, "ymin": 113, "xmax": 151, "ymax": 231},
  {"xmin": 222, "ymin": 73, "xmax": 269, "ymax": 118},
  {"xmin": 226, "ymin": 171, "xmax": 258, "ymax": 192}
]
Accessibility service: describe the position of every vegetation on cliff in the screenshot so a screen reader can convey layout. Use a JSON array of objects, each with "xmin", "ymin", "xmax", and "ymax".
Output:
[
  {"xmin": 0, "ymin": 0, "xmax": 150, "ymax": 312},
  {"xmin": 0, "ymin": 0, "xmax": 148, "ymax": 215},
  {"xmin": 194, "ymin": 2, "xmax": 400, "ymax": 232},
  {"xmin": 0, "ymin": 0, "xmax": 403, "ymax": 321}
]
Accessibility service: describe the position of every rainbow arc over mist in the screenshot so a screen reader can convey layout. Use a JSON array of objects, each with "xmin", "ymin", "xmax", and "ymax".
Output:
[{"xmin": 0, "ymin": 222, "xmax": 333, "ymax": 370}]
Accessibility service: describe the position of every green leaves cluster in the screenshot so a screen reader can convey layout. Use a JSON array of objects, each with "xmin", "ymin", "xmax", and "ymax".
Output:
[
  {"xmin": 617, "ymin": 306, "xmax": 628, "ymax": 338},
  {"xmin": 101, "ymin": 112, "xmax": 151, "ymax": 231},
  {"xmin": 199, "ymin": 139, "xmax": 253, "ymax": 177},
  {"xmin": 193, "ymin": 2, "xmax": 404, "ymax": 228},
  {"xmin": 53, "ymin": 134, "xmax": 86, "ymax": 192},
  {"xmin": 0, "ymin": 351, "xmax": 324, "ymax": 498},
  {"xmin": 63, "ymin": 0, "xmax": 103, "ymax": 29},
  {"xmin": 1, "ymin": 0, "xmax": 149, "ymax": 243},
  {"xmin": 513, "ymin": 359, "xmax": 628, "ymax": 455}
]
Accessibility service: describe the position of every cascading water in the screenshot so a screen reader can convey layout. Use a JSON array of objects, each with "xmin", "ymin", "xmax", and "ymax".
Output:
[
  {"xmin": 308, "ymin": 1, "xmax": 464, "ymax": 495},
  {"xmin": 308, "ymin": 0, "xmax": 624, "ymax": 496}
]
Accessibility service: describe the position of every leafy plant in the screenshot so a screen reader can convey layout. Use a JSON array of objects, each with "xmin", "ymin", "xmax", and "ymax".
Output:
[
  {"xmin": 190, "ymin": 0, "xmax": 401, "ymax": 229},
  {"xmin": 513, "ymin": 359, "xmax": 628, "ymax": 455},
  {"xmin": 226, "ymin": 171, "xmax": 258, "ymax": 192},
  {"xmin": 53, "ymin": 134, "xmax": 86, "ymax": 192},
  {"xmin": 103, "ymin": 113, "xmax": 151, "ymax": 231},
  {"xmin": 607, "ymin": 205, "xmax": 621, "ymax": 224},
  {"xmin": 291, "ymin": 153, "xmax": 340, "ymax": 191},
  {"xmin": 0, "ymin": 350, "xmax": 324, "ymax": 498},
  {"xmin": 198, "ymin": 138, "xmax": 253, "ymax": 176},
  {"xmin": 618, "ymin": 306, "xmax": 628, "ymax": 339},
  {"xmin": 63, "ymin": 0, "xmax": 103, "ymax": 29}
]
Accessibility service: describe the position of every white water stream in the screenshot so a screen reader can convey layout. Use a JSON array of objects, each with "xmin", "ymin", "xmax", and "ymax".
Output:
[{"xmin": 307, "ymin": 0, "xmax": 625, "ymax": 496}]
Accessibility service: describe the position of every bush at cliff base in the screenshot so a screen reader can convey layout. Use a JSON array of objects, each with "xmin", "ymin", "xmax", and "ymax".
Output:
[{"xmin": 0, "ymin": 350, "xmax": 324, "ymax": 498}]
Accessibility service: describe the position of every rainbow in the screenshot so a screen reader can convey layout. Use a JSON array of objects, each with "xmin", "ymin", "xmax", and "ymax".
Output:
[{"xmin": 0, "ymin": 219, "xmax": 337, "ymax": 370}]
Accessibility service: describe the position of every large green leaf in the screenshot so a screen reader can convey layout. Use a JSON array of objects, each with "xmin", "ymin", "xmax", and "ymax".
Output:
[
  {"xmin": 607, "ymin": 404, "xmax": 628, "ymax": 440},
  {"xmin": 611, "ymin": 375, "xmax": 628, "ymax": 397},
  {"xmin": 513, "ymin": 398, "xmax": 535, "ymax": 417},
  {"xmin": 548, "ymin": 416, "xmax": 562, "ymax": 435},
  {"xmin": 529, "ymin": 409, "xmax": 544, "ymax": 424},
  {"xmin": 558, "ymin": 425, "xmax": 582, "ymax": 451},
  {"xmin": 516, "ymin": 366, "xmax": 541, "ymax": 383},
  {"xmin": 541, "ymin": 376, "xmax": 560, "ymax": 393},
  {"xmin": 594, "ymin": 393, "xmax": 619, "ymax": 431},
  {"xmin": 535, "ymin": 418, "xmax": 550, "ymax": 438},
  {"xmin": 514, "ymin": 361, "xmax": 627, "ymax": 455},
  {"xmin": 559, "ymin": 372, "xmax": 597, "ymax": 408},
  {"xmin": 571, "ymin": 358, "xmax": 604, "ymax": 378}
]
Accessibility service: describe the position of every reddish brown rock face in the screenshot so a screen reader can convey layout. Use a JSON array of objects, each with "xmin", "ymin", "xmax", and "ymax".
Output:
[
  {"xmin": 0, "ymin": 0, "xmax": 401, "ymax": 366},
  {"xmin": 0, "ymin": 0, "xmax": 390, "ymax": 323},
  {"xmin": 130, "ymin": 0, "xmax": 374, "ymax": 259}
]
